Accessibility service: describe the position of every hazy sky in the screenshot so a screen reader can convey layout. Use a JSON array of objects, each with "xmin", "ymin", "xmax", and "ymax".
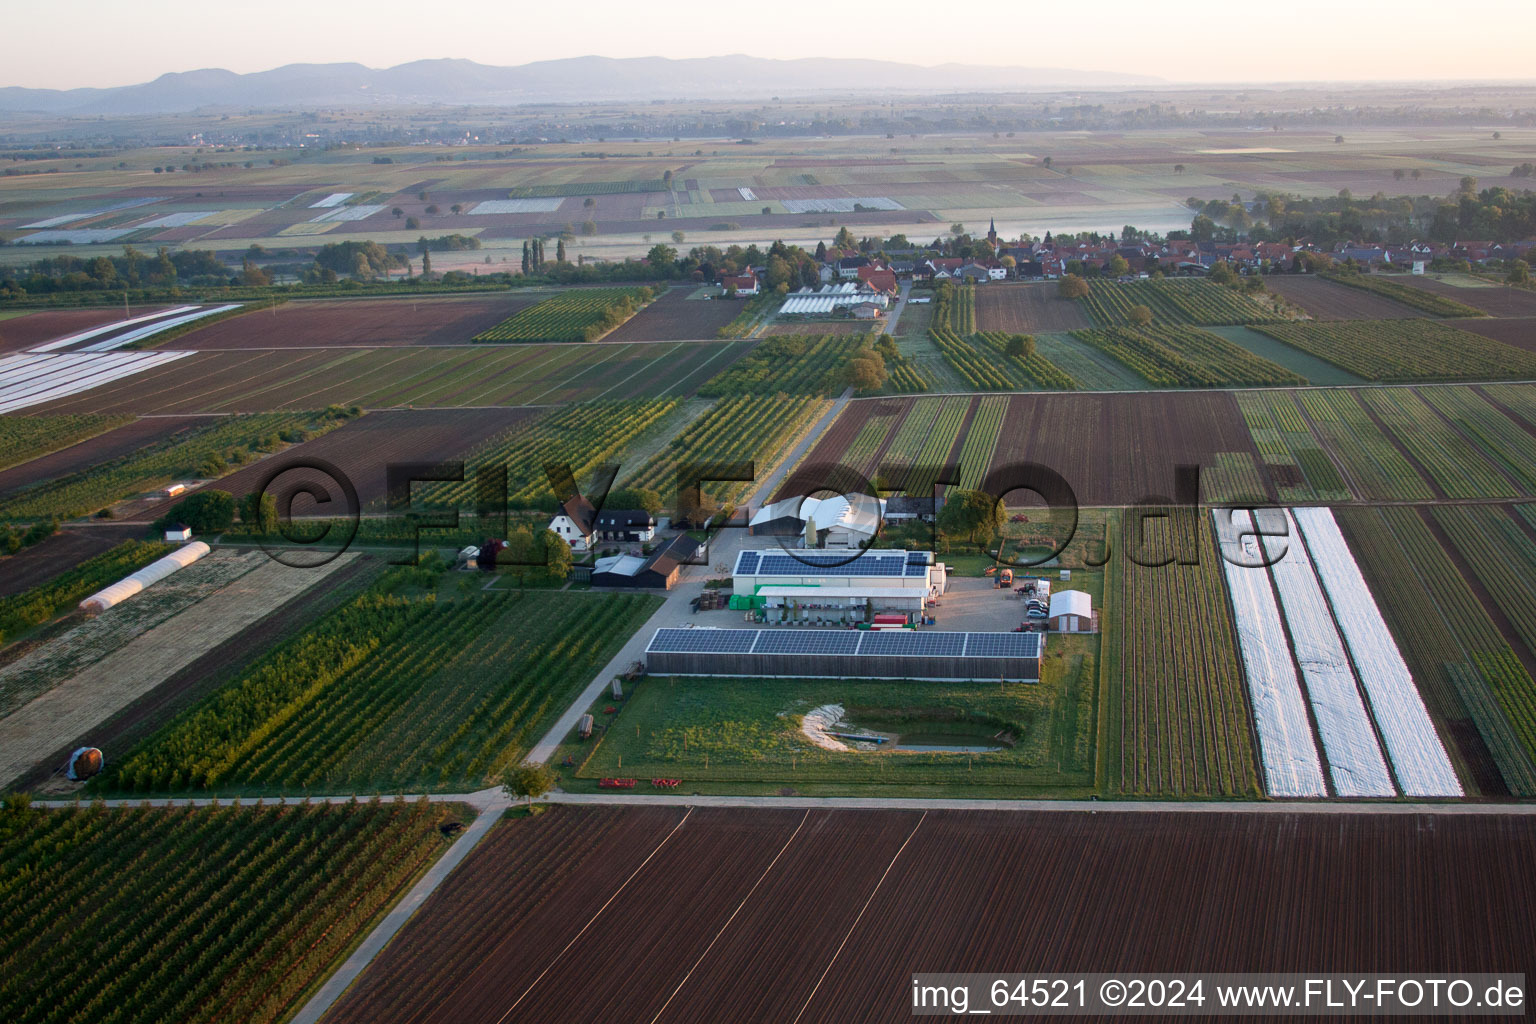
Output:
[{"xmin": 9, "ymin": 0, "xmax": 1534, "ymax": 90}]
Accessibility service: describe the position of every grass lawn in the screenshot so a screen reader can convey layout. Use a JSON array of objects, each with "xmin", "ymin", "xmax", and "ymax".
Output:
[
  {"xmin": 554, "ymin": 628, "xmax": 1100, "ymax": 799},
  {"xmin": 1205, "ymin": 325, "xmax": 1365, "ymax": 386}
]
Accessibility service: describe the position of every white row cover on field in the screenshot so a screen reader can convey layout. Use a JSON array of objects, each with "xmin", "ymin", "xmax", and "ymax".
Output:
[
  {"xmin": 29, "ymin": 306, "xmax": 200, "ymax": 352},
  {"xmin": 1217, "ymin": 509, "xmax": 1328, "ymax": 797},
  {"xmin": 1260, "ymin": 509, "xmax": 1396, "ymax": 797},
  {"xmin": 79, "ymin": 304, "xmax": 241, "ymax": 352},
  {"xmin": 309, "ymin": 192, "xmax": 353, "ymax": 208},
  {"xmin": 1292, "ymin": 506, "xmax": 1463, "ymax": 797},
  {"xmin": 0, "ymin": 350, "xmax": 192, "ymax": 413},
  {"xmin": 79, "ymin": 542, "xmax": 211, "ymax": 612}
]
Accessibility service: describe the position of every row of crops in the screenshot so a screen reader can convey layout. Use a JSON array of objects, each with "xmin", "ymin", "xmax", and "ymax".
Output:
[
  {"xmin": 698, "ymin": 334, "xmax": 869, "ymax": 397},
  {"xmin": 1336, "ymin": 506, "xmax": 1536, "ymax": 796},
  {"xmin": 103, "ymin": 566, "xmax": 661, "ymax": 793},
  {"xmin": 1358, "ymin": 388, "xmax": 1523, "ymax": 499},
  {"xmin": 1112, "ymin": 513, "xmax": 1261, "ymax": 797},
  {"xmin": 0, "ymin": 797, "xmax": 459, "ymax": 1024},
  {"xmin": 0, "ymin": 411, "xmax": 348, "ymax": 522},
  {"xmin": 1291, "ymin": 389, "xmax": 1432, "ymax": 501},
  {"xmin": 622, "ymin": 394, "xmax": 827, "ymax": 505},
  {"xmin": 0, "ymin": 413, "xmax": 130, "ymax": 471},
  {"xmin": 0, "ymin": 539, "xmax": 170, "ymax": 645},
  {"xmin": 1082, "ymin": 279, "xmax": 1283, "ymax": 327},
  {"xmin": 928, "ymin": 328, "xmax": 1079, "ymax": 390},
  {"xmin": 973, "ymin": 332, "xmax": 1081, "ymax": 389},
  {"xmin": 419, "ymin": 399, "xmax": 679, "ymax": 509},
  {"xmin": 474, "ymin": 287, "xmax": 656, "ymax": 343},
  {"xmin": 1253, "ymin": 320, "xmax": 1536, "ymax": 381},
  {"xmin": 1234, "ymin": 391, "xmax": 1351, "ymax": 502},
  {"xmin": 1321, "ymin": 272, "xmax": 1486, "ymax": 317},
  {"xmin": 1071, "ymin": 325, "xmax": 1305, "ymax": 387}
]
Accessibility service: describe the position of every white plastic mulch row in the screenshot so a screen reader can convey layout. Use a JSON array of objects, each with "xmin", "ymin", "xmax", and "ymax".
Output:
[
  {"xmin": 80, "ymin": 304, "xmax": 241, "ymax": 352},
  {"xmin": 780, "ymin": 196, "xmax": 904, "ymax": 214},
  {"xmin": 132, "ymin": 211, "xmax": 215, "ymax": 229},
  {"xmin": 310, "ymin": 204, "xmax": 386, "ymax": 223},
  {"xmin": 469, "ymin": 198, "xmax": 565, "ymax": 214},
  {"xmin": 1292, "ymin": 507, "xmax": 1463, "ymax": 797},
  {"xmin": 0, "ymin": 350, "xmax": 192, "ymax": 413},
  {"xmin": 29, "ymin": 306, "xmax": 200, "ymax": 353},
  {"xmin": 20, "ymin": 197, "xmax": 161, "ymax": 229},
  {"xmin": 309, "ymin": 192, "xmax": 353, "ymax": 208},
  {"xmin": 737, "ymin": 186, "xmax": 758, "ymax": 202},
  {"xmin": 1261, "ymin": 510, "xmax": 1396, "ymax": 797},
  {"xmin": 1217, "ymin": 510, "xmax": 1328, "ymax": 797}
]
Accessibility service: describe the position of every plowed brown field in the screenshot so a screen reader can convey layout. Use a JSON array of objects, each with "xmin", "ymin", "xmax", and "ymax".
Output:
[
  {"xmin": 161, "ymin": 295, "xmax": 534, "ymax": 349},
  {"xmin": 975, "ymin": 282, "xmax": 1094, "ymax": 333},
  {"xmin": 322, "ymin": 806, "xmax": 1536, "ymax": 1024},
  {"xmin": 1265, "ymin": 275, "xmax": 1423, "ymax": 320}
]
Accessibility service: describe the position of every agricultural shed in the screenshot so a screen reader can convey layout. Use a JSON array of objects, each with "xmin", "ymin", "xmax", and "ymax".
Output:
[
  {"xmin": 591, "ymin": 534, "xmax": 700, "ymax": 589},
  {"xmin": 163, "ymin": 524, "xmax": 192, "ymax": 542},
  {"xmin": 1048, "ymin": 589, "xmax": 1093, "ymax": 633},
  {"xmin": 644, "ymin": 627, "xmax": 1041, "ymax": 681},
  {"xmin": 748, "ymin": 494, "xmax": 884, "ymax": 548},
  {"xmin": 732, "ymin": 548, "xmax": 939, "ymax": 596}
]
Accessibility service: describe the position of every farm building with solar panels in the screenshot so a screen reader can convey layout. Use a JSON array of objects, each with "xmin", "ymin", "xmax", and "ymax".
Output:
[
  {"xmin": 731, "ymin": 548, "xmax": 946, "ymax": 621},
  {"xmin": 644, "ymin": 627, "xmax": 1042, "ymax": 682}
]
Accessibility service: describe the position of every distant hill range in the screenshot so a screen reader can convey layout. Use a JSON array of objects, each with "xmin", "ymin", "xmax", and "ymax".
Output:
[{"xmin": 0, "ymin": 56, "xmax": 1162, "ymax": 115}]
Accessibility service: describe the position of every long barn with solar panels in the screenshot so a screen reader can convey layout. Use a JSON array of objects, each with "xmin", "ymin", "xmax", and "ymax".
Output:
[
  {"xmin": 731, "ymin": 549, "xmax": 946, "ymax": 621},
  {"xmin": 644, "ymin": 627, "xmax": 1041, "ymax": 681}
]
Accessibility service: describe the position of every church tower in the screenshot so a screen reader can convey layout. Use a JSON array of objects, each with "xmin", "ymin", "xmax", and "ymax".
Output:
[{"xmin": 987, "ymin": 217, "xmax": 998, "ymax": 247}]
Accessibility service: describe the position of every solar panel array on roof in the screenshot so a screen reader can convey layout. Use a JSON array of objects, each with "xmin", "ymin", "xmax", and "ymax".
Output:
[
  {"xmin": 736, "ymin": 550, "xmax": 929, "ymax": 579},
  {"xmin": 645, "ymin": 628, "xmax": 1041, "ymax": 660}
]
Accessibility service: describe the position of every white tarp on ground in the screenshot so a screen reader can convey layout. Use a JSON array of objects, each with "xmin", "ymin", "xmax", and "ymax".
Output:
[
  {"xmin": 737, "ymin": 187, "xmax": 758, "ymax": 202},
  {"xmin": 133, "ymin": 211, "xmax": 216, "ymax": 229},
  {"xmin": 309, "ymin": 192, "xmax": 353, "ymax": 208},
  {"xmin": 781, "ymin": 197, "xmax": 903, "ymax": 214},
  {"xmin": 1260, "ymin": 509, "xmax": 1396, "ymax": 797},
  {"xmin": 1217, "ymin": 509, "xmax": 1328, "ymax": 797},
  {"xmin": 470, "ymin": 198, "xmax": 566, "ymax": 214},
  {"xmin": 80, "ymin": 304, "xmax": 241, "ymax": 352},
  {"xmin": 29, "ymin": 306, "xmax": 199, "ymax": 352},
  {"xmin": 1292, "ymin": 506, "xmax": 1463, "ymax": 797},
  {"xmin": 0, "ymin": 350, "xmax": 192, "ymax": 413},
  {"xmin": 310, "ymin": 204, "xmax": 386, "ymax": 223}
]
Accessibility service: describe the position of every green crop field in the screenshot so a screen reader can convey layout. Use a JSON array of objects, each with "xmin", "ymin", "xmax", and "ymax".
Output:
[
  {"xmin": 1419, "ymin": 387, "xmax": 1536, "ymax": 493},
  {"xmin": 622, "ymin": 394, "xmax": 827, "ymax": 506},
  {"xmin": 698, "ymin": 333, "xmax": 869, "ymax": 397},
  {"xmin": 932, "ymin": 329, "xmax": 1081, "ymax": 390},
  {"xmin": 0, "ymin": 413, "xmax": 132, "ymax": 471},
  {"xmin": 473, "ymin": 287, "xmax": 655, "ymax": 342},
  {"xmin": 1432, "ymin": 506, "xmax": 1536, "ymax": 672},
  {"xmin": 1071, "ymin": 324, "xmax": 1305, "ymax": 387},
  {"xmin": 0, "ymin": 410, "xmax": 354, "ymax": 521},
  {"xmin": 1336, "ymin": 506, "xmax": 1536, "ymax": 797},
  {"xmin": 1079, "ymin": 279, "xmax": 1285, "ymax": 327},
  {"xmin": 1357, "ymin": 388, "xmax": 1522, "ymax": 499},
  {"xmin": 1294, "ymin": 389, "xmax": 1433, "ymax": 500},
  {"xmin": 1234, "ymin": 390, "xmax": 1351, "ymax": 501},
  {"xmin": 1105, "ymin": 513, "xmax": 1261, "ymax": 797},
  {"xmin": 103, "ymin": 567, "xmax": 661, "ymax": 794},
  {"xmin": 0, "ymin": 797, "xmax": 464, "ymax": 1024},
  {"xmin": 1253, "ymin": 320, "xmax": 1536, "ymax": 382},
  {"xmin": 1320, "ymin": 272, "xmax": 1486, "ymax": 317}
]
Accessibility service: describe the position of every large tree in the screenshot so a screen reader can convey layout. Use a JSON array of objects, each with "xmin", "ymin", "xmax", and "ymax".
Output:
[{"xmin": 938, "ymin": 489, "xmax": 1004, "ymax": 548}]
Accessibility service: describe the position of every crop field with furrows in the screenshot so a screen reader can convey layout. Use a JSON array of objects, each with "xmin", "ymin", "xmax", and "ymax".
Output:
[
  {"xmin": 0, "ymin": 306, "xmax": 176, "ymax": 353},
  {"xmin": 930, "ymin": 328, "xmax": 1080, "ymax": 390},
  {"xmin": 1253, "ymin": 320, "xmax": 1536, "ymax": 381},
  {"xmin": 1357, "ymin": 388, "xmax": 1524, "ymax": 499},
  {"xmin": 1336, "ymin": 506, "xmax": 1536, "ymax": 797},
  {"xmin": 1320, "ymin": 272, "xmax": 1488, "ymax": 317},
  {"xmin": 1292, "ymin": 389, "xmax": 1433, "ymax": 501},
  {"xmin": 973, "ymin": 282, "xmax": 1094, "ymax": 333},
  {"xmin": 1480, "ymin": 382, "xmax": 1536, "ymax": 430},
  {"xmin": 0, "ymin": 410, "xmax": 350, "ymax": 521},
  {"xmin": 473, "ymin": 287, "xmax": 656, "ymax": 342},
  {"xmin": 0, "ymin": 528, "xmax": 148, "ymax": 597},
  {"xmin": 1077, "ymin": 279, "xmax": 1286, "ymax": 326},
  {"xmin": 1431, "ymin": 506, "xmax": 1536, "ymax": 685},
  {"xmin": 1450, "ymin": 317, "xmax": 1536, "ymax": 353},
  {"xmin": 1070, "ymin": 324, "xmax": 1305, "ymax": 387},
  {"xmin": 623, "ymin": 395, "xmax": 827, "ymax": 507},
  {"xmin": 25, "ymin": 340, "xmax": 742, "ymax": 415},
  {"xmin": 1233, "ymin": 390, "xmax": 1351, "ymax": 501},
  {"xmin": 985, "ymin": 391, "xmax": 1269, "ymax": 506},
  {"xmin": 139, "ymin": 407, "xmax": 538, "ymax": 517},
  {"xmin": 320, "ymin": 806, "xmax": 1536, "ymax": 1024},
  {"xmin": 0, "ymin": 799, "xmax": 464, "ymax": 1024},
  {"xmin": 102, "ymin": 570, "xmax": 660, "ymax": 794},
  {"xmin": 1030, "ymin": 332, "xmax": 1148, "ymax": 389},
  {"xmin": 697, "ymin": 333, "xmax": 871, "ymax": 397},
  {"xmin": 1262, "ymin": 274, "xmax": 1427, "ymax": 320},
  {"xmin": 161, "ymin": 294, "xmax": 536, "ymax": 348},
  {"xmin": 597, "ymin": 287, "xmax": 745, "ymax": 342},
  {"xmin": 415, "ymin": 400, "xmax": 678, "ymax": 509},
  {"xmin": 1107, "ymin": 513, "xmax": 1261, "ymax": 797},
  {"xmin": 1401, "ymin": 277, "xmax": 1536, "ymax": 317},
  {"xmin": 0, "ymin": 412, "xmax": 132, "ymax": 471}
]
